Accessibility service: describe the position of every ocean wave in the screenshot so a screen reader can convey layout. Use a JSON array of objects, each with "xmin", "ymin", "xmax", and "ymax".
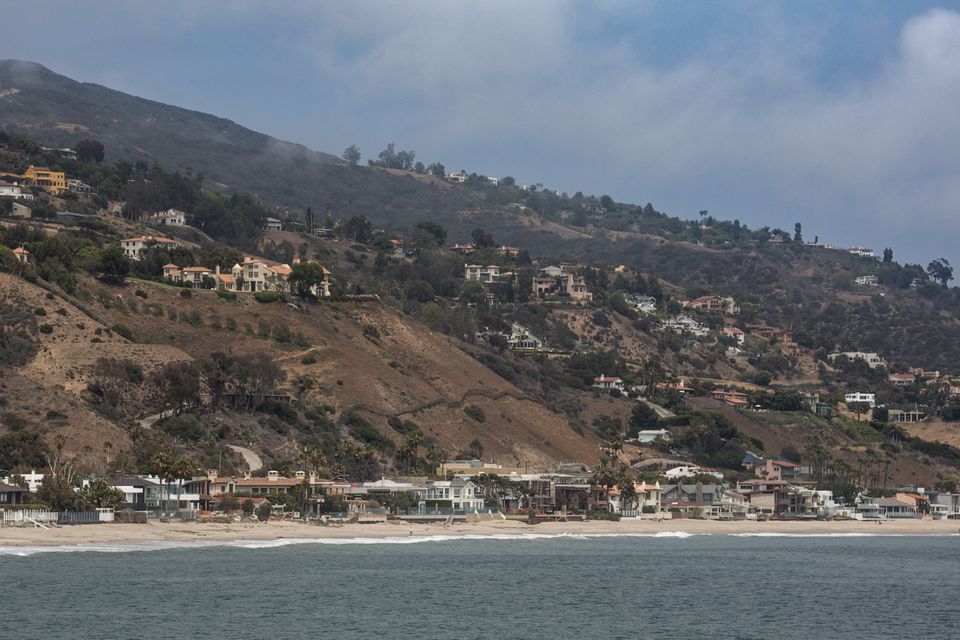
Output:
[
  {"xmin": 0, "ymin": 531, "xmax": 705, "ymax": 556},
  {"xmin": 2, "ymin": 529, "xmax": 953, "ymax": 556}
]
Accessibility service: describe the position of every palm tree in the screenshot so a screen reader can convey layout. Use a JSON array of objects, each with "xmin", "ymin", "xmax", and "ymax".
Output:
[
  {"xmin": 150, "ymin": 453, "xmax": 173, "ymax": 512},
  {"xmin": 171, "ymin": 458, "xmax": 195, "ymax": 513}
]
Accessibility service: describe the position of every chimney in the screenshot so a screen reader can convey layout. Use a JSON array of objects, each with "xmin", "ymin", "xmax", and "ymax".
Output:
[{"xmin": 215, "ymin": 264, "xmax": 220, "ymax": 276}]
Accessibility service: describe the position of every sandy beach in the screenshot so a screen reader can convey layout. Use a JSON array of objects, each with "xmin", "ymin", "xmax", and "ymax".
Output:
[{"xmin": 0, "ymin": 517, "xmax": 957, "ymax": 548}]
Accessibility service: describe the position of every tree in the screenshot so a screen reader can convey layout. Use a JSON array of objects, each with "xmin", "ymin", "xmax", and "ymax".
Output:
[
  {"xmin": 150, "ymin": 452, "xmax": 173, "ymax": 511},
  {"xmin": 288, "ymin": 262, "xmax": 329, "ymax": 298},
  {"xmin": 471, "ymin": 227, "xmax": 495, "ymax": 248},
  {"xmin": 846, "ymin": 401, "xmax": 871, "ymax": 420},
  {"xmin": 75, "ymin": 139, "xmax": 105, "ymax": 163},
  {"xmin": 341, "ymin": 216, "xmax": 373, "ymax": 244},
  {"xmin": 927, "ymin": 258, "xmax": 953, "ymax": 287},
  {"xmin": 500, "ymin": 176, "xmax": 516, "ymax": 187},
  {"xmin": 97, "ymin": 246, "xmax": 130, "ymax": 283},
  {"xmin": 412, "ymin": 221, "xmax": 447, "ymax": 248},
  {"xmin": 76, "ymin": 479, "xmax": 126, "ymax": 510},
  {"xmin": 793, "ymin": 222, "xmax": 803, "ymax": 243},
  {"xmin": 459, "ymin": 281, "xmax": 487, "ymax": 305},
  {"xmin": 256, "ymin": 501, "xmax": 272, "ymax": 521},
  {"xmin": 170, "ymin": 458, "xmax": 195, "ymax": 510},
  {"xmin": 342, "ymin": 144, "xmax": 361, "ymax": 165},
  {"xmin": 427, "ymin": 162, "xmax": 446, "ymax": 178},
  {"xmin": 628, "ymin": 402, "xmax": 659, "ymax": 437},
  {"xmin": 883, "ymin": 247, "xmax": 893, "ymax": 263},
  {"xmin": 600, "ymin": 195, "xmax": 616, "ymax": 212},
  {"xmin": 413, "ymin": 161, "xmax": 426, "ymax": 174}
]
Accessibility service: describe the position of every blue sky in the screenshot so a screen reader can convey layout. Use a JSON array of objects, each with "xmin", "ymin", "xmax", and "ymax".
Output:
[{"xmin": 3, "ymin": 1, "xmax": 960, "ymax": 266}]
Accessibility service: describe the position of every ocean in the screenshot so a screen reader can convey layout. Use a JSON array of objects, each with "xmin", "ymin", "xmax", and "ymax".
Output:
[{"xmin": 2, "ymin": 533, "xmax": 957, "ymax": 639}]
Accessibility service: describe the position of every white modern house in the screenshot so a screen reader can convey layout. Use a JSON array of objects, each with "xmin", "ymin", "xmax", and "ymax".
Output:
[
  {"xmin": 844, "ymin": 392, "xmax": 876, "ymax": 408},
  {"xmin": 828, "ymin": 352, "xmax": 886, "ymax": 369},
  {"xmin": 854, "ymin": 275, "xmax": 879, "ymax": 287},
  {"xmin": 147, "ymin": 208, "xmax": 187, "ymax": 226},
  {"xmin": 662, "ymin": 315, "xmax": 709, "ymax": 337},
  {"xmin": 464, "ymin": 264, "xmax": 502, "ymax": 284},
  {"xmin": 120, "ymin": 235, "xmax": 180, "ymax": 260},
  {"xmin": 664, "ymin": 465, "xmax": 723, "ymax": 480},
  {"xmin": 633, "ymin": 429, "xmax": 673, "ymax": 443},
  {"xmin": 0, "ymin": 181, "xmax": 34, "ymax": 200}
]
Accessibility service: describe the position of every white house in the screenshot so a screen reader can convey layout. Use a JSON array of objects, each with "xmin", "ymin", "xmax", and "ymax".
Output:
[
  {"xmin": 507, "ymin": 323, "xmax": 543, "ymax": 351},
  {"xmin": 593, "ymin": 375, "xmax": 625, "ymax": 392},
  {"xmin": 845, "ymin": 392, "xmax": 876, "ymax": 408},
  {"xmin": 264, "ymin": 217, "xmax": 283, "ymax": 231},
  {"xmin": 723, "ymin": 327, "xmax": 745, "ymax": 346},
  {"xmin": 829, "ymin": 352, "xmax": 886, "ymax": 369},
  {"xmin": 464, "ymin": 264, "xmax": 502, "ymax": 284},
  {"xmin": 447, "ymin": 170, "xmax": 467, "ymax": 183},
  {"xmin": 848, "ymin": 247, "xmax": 876, "ymax": 258},
  {"xmin": 147, "ymin": 208, "xmax": 187, "ymax": 226},
  {"xmin": 419, "ymin": 479, "xmax": 484, "ymax": 512},
  {"xmin": 854, "ymin": 275, "xmax": 879, "ymax": 287},
  {"xmin": 628, "ymin": 295, "xmax": 657, "ymax": 314},
  {"xmin": 662, "ymin": 315, "xmax": 708, "ymax": 337},
  {"xmin": 664, "ymin": 465, "xmax": 723, "ymax": 480},
  {"xmin": 0, "ymin": 181, "xmax": 34, "ymax": 200},
  {"xmin": 540, "ymin": 265, "xmax": 566, "ymax": 278},
  {"xmin": 120, "ymin": 235, "xmax": 180, "ymax": 260},
  {"xmin": 1, "ymin": 469, "xmax": 45, "ymax": 492},
  {"xmin": 632, "ymin": 429, "xmax": 673, "ymax": 443}
]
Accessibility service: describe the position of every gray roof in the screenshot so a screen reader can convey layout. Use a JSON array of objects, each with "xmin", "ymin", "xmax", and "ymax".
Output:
[{"xmin": 0, "ymin": 483, "xmax": 26, "ymax": 492}]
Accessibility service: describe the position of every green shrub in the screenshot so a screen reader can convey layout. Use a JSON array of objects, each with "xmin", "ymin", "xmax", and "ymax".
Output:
[
  {"xmin": 254, "ymin": 291, "xmax": 280, "ymax": 303},
  {"xmin": 38, "ymin": 324, "xmax": 53, "ymax": 334},
  {"xmin": 111, "ymin": 324, "xmax": 135, "ymax": 341},
  {"xmin": 216, "ymin": 289, "xmax": 238, "ymax": 302},
  {"xmin": 464, "ymin": 405, "xmax": 486, "ymax": 423},
  {"xmin": 179, "ymin": 289, "xmax": 192, "ymax": 299},
  {"xmin": 135, "ymin": 289, "xmax": 149, "ymax": 299},
  {"xmin": 301, "ymin": 354, "xmax": 317, "ymax": 365},
  {"xmin": 362, "ymin": 324, "xmax": 380, "ymax": 339}
]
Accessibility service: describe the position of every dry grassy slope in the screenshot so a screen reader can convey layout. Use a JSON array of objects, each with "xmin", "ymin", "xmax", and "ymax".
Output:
[
  {"xmin": 87, "ymin": 278, "xmax": 601, "ymax": 468},
  {"xmin": 688, "ymin": 397, "xmax": 945, "ymax": 486},
  {"xmin": 0, "ymin": 274, "xmax": 150, "ymax": 458},
  {"xmin": 904, "ymin": 418, "xmax": 960, "ymax": 449}
]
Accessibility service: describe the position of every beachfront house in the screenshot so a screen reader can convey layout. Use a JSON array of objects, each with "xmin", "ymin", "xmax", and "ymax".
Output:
[{"xmin": 0, "ymin": 483, "xmax": 26, "ymax": 505}]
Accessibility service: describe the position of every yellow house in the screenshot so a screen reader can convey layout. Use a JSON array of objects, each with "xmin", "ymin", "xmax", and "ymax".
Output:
[{"xmin": 22, "ymin": 165, "xmax": 67, "ymax": 194}]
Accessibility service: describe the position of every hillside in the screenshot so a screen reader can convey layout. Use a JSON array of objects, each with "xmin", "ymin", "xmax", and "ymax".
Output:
[{"xmin": 3, "ymin": 70, "xmax": 960, "ymax": 494}]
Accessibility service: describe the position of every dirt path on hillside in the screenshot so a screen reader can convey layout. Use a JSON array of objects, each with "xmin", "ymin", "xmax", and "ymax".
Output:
[{"xmin": 227, "ymin": 445, "xmax": 263, "ymax": 472}]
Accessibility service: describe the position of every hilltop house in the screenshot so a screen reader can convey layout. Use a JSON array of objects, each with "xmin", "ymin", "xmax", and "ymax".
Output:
[
  {"xmin": 662, "ymin": 315, "xmax": 708, "ymax": 337},
  {"xmin": 264, "ymin": 217, "xmax": 283, "ymax": 232},
  {"xmin": 540, "ymin": 265, "xmax": 565, "ymax": 278},
  {"xmin": 855, "ymin": 275, "xmax": 879, "ymax": 287},
  {"xmin": 628, "ymin": 295, "xmax": 657, "ymax": 314},
  {"xmin": 21, "ymin": 165, "xmax": 66, "ymax": 194},
  {"xmin": 507, "ymin": 323, "xmax": 543, "ymax": 351},
  {"xmin": 450, "ymin": 243, "xmax": 476, "ymax": 254},
  {"xmin": 632, "ymin": 428, "xmax": 673, "ymax": 443},
  {"xmin": 162, "ymin": 264, "xmax": 212, "ymax": 288},
  {"xmin": 532, "ymin": 276, "xmax": 558, "ymax": 298},
  {"xmin": 711, "ymin": 389, "xmax": 749, "ymax": 407},
  {"xmin": 593, "ymin": 375, "xmax": 625, "ymax": 392},
  {"xmin": 684, "ymin": 295, "xmax": 739, "ymax": 315},
  {"xmin": 848, "ymin": 247, "xmax": 876, "ymax": 258},
  {"xmin": 464, "ymin": 264, "xmax": 502, "ymax": 284},
  {"xmin": 496, "ymin": 245, "xmax": 521, "ymax": 257},
  {"xmin": 446, "ymin": 170, "xmax": 467, "ymax": 183},
  {"xmin": 887, "ymin": 408, "xmax": 926, "ymax": 423},
  {"xmin": 147, "ymin": 208, "xmax": 187, "ymax": 226},
  {"xmin": 120, "ymin": 235, "xmax": 180, "ymax": 260},
  {"xmin": 67, "ymin": 178, "xmax": 93, "ymax": 194},
  {"xmin": 844, "ymin": 392, "xmax": 876, "ymax": 408},
  {"xmin": 888, "ymin": 373, "xmax": 915, "ymax": 386},
  {"xmin": 723, "ymin": 326, "xmax": 745, "ymax": 346},
  {"xmin": 0, "ymin": 181, "xmax": 34, "ymax": 200},
  {"xmin": 828, "ymin": 352, "xmax": 886, "ymax": 369},
  {"xmin": 561, "ymin": 272, "xmax": 593, "ymax": 301},
  {"xmin": 664, "ymin": 465, "xmax": 723, "ymax": 480}
]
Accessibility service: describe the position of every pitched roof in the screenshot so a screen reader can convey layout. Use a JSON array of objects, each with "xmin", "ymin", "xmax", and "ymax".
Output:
[
  {"xmin": 183, "ymin": 266, "xmax": 211, "ymax": 273},
  {"xmin": 0, "ymin": 483, "xmax": 26, "ymax": 492}
]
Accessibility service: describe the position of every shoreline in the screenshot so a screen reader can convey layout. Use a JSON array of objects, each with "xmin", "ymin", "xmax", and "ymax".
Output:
[{"xmin": 1, "ymin": 518, "xmax": 958, "ymax": 550}]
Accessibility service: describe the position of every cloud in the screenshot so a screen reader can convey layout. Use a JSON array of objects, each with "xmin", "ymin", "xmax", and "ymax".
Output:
[{"xmin": 278, "ymin": 4, "xmax": 960, "ymax": 264}]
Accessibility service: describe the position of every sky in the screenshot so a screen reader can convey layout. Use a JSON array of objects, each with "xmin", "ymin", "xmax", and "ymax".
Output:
[{"xmin": 3, "ymin": 1, "xmax": 960, "ymax": 266}]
